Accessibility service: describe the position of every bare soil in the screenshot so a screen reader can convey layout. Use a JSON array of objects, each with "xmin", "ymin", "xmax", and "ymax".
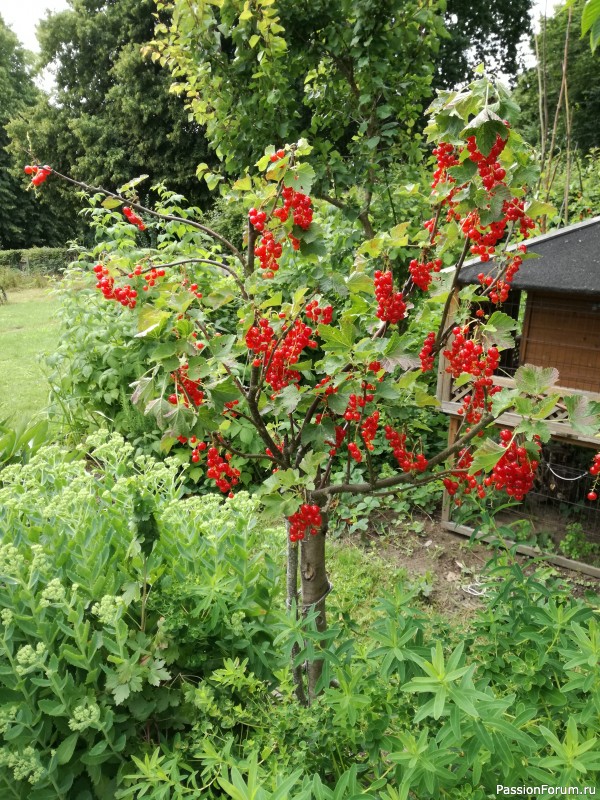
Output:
[{"xmin": 355, "ymin": 511, "xmax": 600, "ymax": 618}]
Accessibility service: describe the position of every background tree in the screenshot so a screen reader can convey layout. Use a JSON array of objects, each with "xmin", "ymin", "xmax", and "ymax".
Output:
[
  {"xmin": 517, "ymin": 0, "xmax": 600, "ymax": 156},
  {"xmin": 435, "ymin": 0, "xmax": 533, "ymax": 89},
  {"xmin": 152, "ymin": 0, "xmax": 447, "ymax": 238},
  {"xmin": 0, "ymin": 15, "xmax": 68, "ymax": 248},
  {"xmin": 8, "ymin": 0, "xmax": 214, "ymax": 216}
]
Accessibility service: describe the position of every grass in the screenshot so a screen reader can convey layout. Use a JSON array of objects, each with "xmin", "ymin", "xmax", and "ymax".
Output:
[{"xmin": 0, "ymin": 286, "xmax": 60, "ymax": 426}]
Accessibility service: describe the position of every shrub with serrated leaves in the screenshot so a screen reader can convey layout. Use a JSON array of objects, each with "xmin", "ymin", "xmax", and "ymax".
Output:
[{"xmin": 0, "ymin": 432, "xmax": 282, "ymax": 799}]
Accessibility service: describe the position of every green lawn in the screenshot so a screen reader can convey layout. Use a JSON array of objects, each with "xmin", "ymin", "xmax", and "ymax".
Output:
[{"xmin": 0, "ymin": 287, "xmax": 60, "ymax": 425}]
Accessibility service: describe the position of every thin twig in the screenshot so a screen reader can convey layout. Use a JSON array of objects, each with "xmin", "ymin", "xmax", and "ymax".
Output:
[{"xmin": 49, "ymin": 168, "xmax": 247, "ymax": 267}]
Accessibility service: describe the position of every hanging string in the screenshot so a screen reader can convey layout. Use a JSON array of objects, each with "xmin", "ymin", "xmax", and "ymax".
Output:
[{"xmin": 544, "ymin": 460, "xmax": 589, "ymax": 482}]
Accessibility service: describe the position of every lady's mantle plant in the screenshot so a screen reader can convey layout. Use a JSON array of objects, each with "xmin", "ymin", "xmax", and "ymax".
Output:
[{"xmin": 26, "ymin": 76, "xmax": 600, "ymax": 698}]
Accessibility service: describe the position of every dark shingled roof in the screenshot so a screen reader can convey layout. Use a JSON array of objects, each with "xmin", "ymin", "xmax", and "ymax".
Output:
[{"xmin": 457, "ymin": 215, "xmax": 600, "ymax": 296}]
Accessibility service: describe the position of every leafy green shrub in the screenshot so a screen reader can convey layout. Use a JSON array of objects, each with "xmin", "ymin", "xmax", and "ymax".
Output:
[
  {"xmin": 118, "ymin": 566, "xmax": 600, "ymax": 798},
  {"xmin": 559, "ymin": 522, "xmax": 600, "ymax": 564},
  {"xmin": 0, "ymin": 432, "xmax": 283, "ymax": 798},
  {"xmin": 1, "ymin": 432, "xmax": 599, "ymax": 798},
  {"xmin": 0, "ymin": 267, "xmax": 48, "ymax": 290},
  {"xmin": 0, "ymin": 251, "xmax": 21, "ymax": 270},
  {"xmin": 23, "ymin": 247, "xmax": 72, "ymax": 274},
  {"xmin": 47, "ymin": 268, "xmax": 160, "ymax": 448},
  {"xmin": 0, "ymin": 419, "xmax": 52, "ymax": 468}
]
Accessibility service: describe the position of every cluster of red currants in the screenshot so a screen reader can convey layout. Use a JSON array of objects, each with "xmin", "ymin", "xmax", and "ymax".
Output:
[
  {"xmin": 466, "ymin": 133, "xmax": 507, "ymax": 190},
  {"xmin": 249, "ymin": 175, "xmax": 313, "ymax": 279},
  {"xmin": 326, "ymin": 425, "xmax": 346, "ymax": 457},
  {"xmin": 374, "ymin": 271, "xmax": 406, "ymax": 324},
  {"xmin": 588, "ymin": 454, "xmax": 600, "ymax": 500},
  {"xmin": 443, "ymin": 448, "xmax": 481, "ymax": 501},
  {"xmin": 305, "ymin": 300, "xmax": 333, "ymax": 324},
  {"xmin": 288, "ymin": 504, "xmax": 322, "ymax": 541},
  {"xmin": 409, "ymin": 258, "xmax": 443, "ymax": 292},
  {"xmin": 122, "ymin": 206, "xmax": 146, "ymax": 231},
  {"xmin": 484, "ymin": 430, "xmax": 540, "ymax": 501},
  {"xmin": 315, "ymin": 375, "xmax": 338, "ymax": 397},
  {"xmin": 343, "ymin": 385, "xmax": 376, "ymax": 422},
  {"xmin": 268, "ymin": 319, "xmax": 318, "ymax": 391},
  {"xmin": 347, "ymin": 442, "xmax": 363, "ymax": 462},
  {"xmin": 92, "ymin": 263, "xmax": 137, "ymax": 308},
  {"xmin": 444, "ymin": 328, "xmax": 498, "ymax": 379},
  {"xmin": 270, "ymin": 186, "xmax": 313, "ymax": 230},
  {"xmin": 139, "ymin": 267, "xmax": 166, "ymax": 292},
  {"xmin": 384, "ymin": 426, "xmax": 428, "ymax": 473},
  {"xmin": 205, "ymin": 447, "xmax": 240, "ymax": 496},
  {"xmin": 419, "ymin": 332, "xmax": 437, "ymax": 373},
  {"xmin": 168, "ymin": 365, "xmax": 204, "ymax": 407},
  {"xmin": 24, "ymin": 164, "xmax": 52, "ymax": 187},
  {"xmin": 360, "ymin": 410, "xmax": 380, "ymax": 451},
  {"xmin": 189, "ymin": 440, "xmax": 207, "ymax": 462},
  {"xmin": 246, "ymin": 314, "xmax": 319, "ymax": 393},
  {"xmin": 253, "ymin": 230, "xmax": 282, "ymax": 277},
  {"xmin": 431, "ymin": 142, "xmax": 459, "ymax": 188},
  {"xmin": 123, "ymin": 206, "xmax": 146, "ymax": 231}
]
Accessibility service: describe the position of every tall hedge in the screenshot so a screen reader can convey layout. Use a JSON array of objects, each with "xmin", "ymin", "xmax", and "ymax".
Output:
[{"xmin": 0, "ymin": 248, "xmax": 74, "ymax": 274}]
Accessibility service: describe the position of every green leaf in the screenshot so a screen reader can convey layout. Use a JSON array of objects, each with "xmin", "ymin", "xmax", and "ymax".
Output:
[
  {"xmin": 270, "ymin": 770, "xmax": 304, "ymax": 800},
  {"xmin": 453, "ymin": 372, "xmax": 472, "ymax": 389},
  {"xmin": 514, "ymin": 364, "xmax": 559, "ymax": 395},
  {"xmin": 469, "ymin": 438, "xmax": 505, "ymax": 474},
  {"xmin": 283, "ymin": 162, "xmax": 315, "ymax": 195},
  {"xmin": 395, "ymin": 369, "xmax": 420, "ymax": 389},
  {"xmin": 135, "ymin": 307, "xmax": 170, "ymax": 338},
  {"xmin": 480, "ymin": 184, "xmax": 513, "ymax": 226},
  {"xmin": 232, "ymin": 175, "xmax": 252, "ymax": 192},
  {"xmin": 525, "ymin": 199, "xmax": 556, "ymax": 219},
  {"xmin": 101, "ymin": 197, "xmax": 123, "ymax": 210},
  {"xmin": 414, "ymin": 387, "xmax": 440, "ymax": 407},
  {"xmin": 259, "ymin": 292, "xmax": 283, "ymax": 309},
  {"xmin": 346, "ymin": 271, "xmax": 374, "ymax": 294},
  {"xmin": 590, "ymin": 14, "xmax": 600, "ymax": 51},
  {"xmin": 55, "ymin": 733, "xmax": 78, "ymax": 765},
  {"xmin": 388, "ymin": 221, "xmax": 410, "ymax": 247},
  {"xmin": 118, "ymin": 175, "xmax": 149, "ymax": 193},
  {"xmin": 481, "ymin": 311, "xmax": 517, "ymax": 350},
  {"xmin": 532, "ymin": 394, "xmax": 561, "ymax": 420},
  {"xmin": 564, "ymin": 394, "xmax": 600, "ymax": 435},
  {"xmin": 317, "ymin": 321, "xmax": 356, "ymax": 352},
  {"xmin": 582, "ymin": 0, "xmax": 600, "ymax": 35},
  {"xmin": 491, "ymin": 386, "xmax": 516, "ymax": 416},
  {"xmin": 149, "ymin": 341, "xmax": 180, "ymax": 362},
  {"xmin": 357, "ymin": 237, "xmax": 385, "ymax": 258},
  {"xmin": 299, "ymin": 451, "xmax": 326, "ymax": 477},
  {"xmin": 514, "ymin": 418, "xmax": 552, "ymax": 443},
  {"xmin": 113, "ymin": 684, "xmax": 131, "ymax": 705},
  {"xmin": 38, "ymin": 700, "xmax": 66, "ymax": 716},
  {"xmin": 446, "ymin": 159, "xmax": 478, "ymax": 183},
  {"xmin": 475, "ymin": 119, "xmax": 508, "ymax": 157},
  {"xmin": 276, "ymin": 385, "xmax": 302, "ymax": 414},
  {"xmin": 204, "ymin": 171, "xmax": 223, "ymax": 191}
]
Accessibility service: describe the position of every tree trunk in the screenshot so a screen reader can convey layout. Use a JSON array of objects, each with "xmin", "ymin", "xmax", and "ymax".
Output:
[
  {"xmin": 286, "ymin": 529, "xmax": 307, "ymax": 705},
  {"xmin": 300, "ymin": 528, "xmax": 330, "ymax": 701}
]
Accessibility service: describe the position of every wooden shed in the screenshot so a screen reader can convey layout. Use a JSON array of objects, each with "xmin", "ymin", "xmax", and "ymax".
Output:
[{"xmin": 437, "ymin": 215, "xmax": 600, "ymax": 575}]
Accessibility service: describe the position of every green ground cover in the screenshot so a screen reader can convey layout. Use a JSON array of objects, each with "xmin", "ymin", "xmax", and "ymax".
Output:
[{"xmin": 0, "ymin": 287, "xmax": 60, "ymax": 425}]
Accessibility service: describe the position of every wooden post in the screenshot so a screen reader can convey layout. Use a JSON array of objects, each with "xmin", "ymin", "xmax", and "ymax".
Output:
[{"xmin": 441, "ymin": 416, "xmax": 461, "ymax": 527}]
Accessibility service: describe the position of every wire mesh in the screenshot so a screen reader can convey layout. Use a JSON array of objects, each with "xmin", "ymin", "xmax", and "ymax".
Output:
[
  {"xmin": 498, "ymin": 291, "xmax": 600, "ymax": 391},
  {"xmin": 450, "ymin": 440, "xmax": 600, "ymax": 564}
]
